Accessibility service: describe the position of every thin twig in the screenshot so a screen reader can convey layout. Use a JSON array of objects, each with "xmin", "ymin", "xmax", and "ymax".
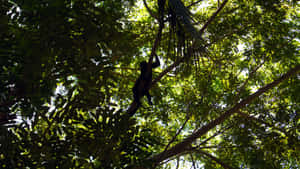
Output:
[
  {"xmin": 187, "ymin": 0, "xmax": 205, "ymax": 8},
  {"xmin": 154, "ymin": 104, "xmax": 191, "ymax": 167},
  {"xmin": 175, "ymin": 156, "xmax": 180, "ymax": 169},
  {"xmin": 199, "ymin": 0, "xmax": 229, "ymax": 34},
  {"xmin": 237, "ymin": 111, "xmax": 290, "ymax": 135},
  {"xmin": 197, "ymin": 125, "xmax": 233, "ymax": 147},
  {"xmin": 197, "ymin": 150, "xmax": 235, "ymax": 169},
  {"xmin": 196, "ymin": 145, "xmax": 238, "ymax": 149},
  {"xmin": 143, "ymin": 0, "xmax": 159, "ymax": 20},
  {"xmin": 190, "ymin": 153, "xmax": 197, "ymax": 169},
  {"xmin": 234, "ymin": 61, "xmax": 265, "ymax": 103}
]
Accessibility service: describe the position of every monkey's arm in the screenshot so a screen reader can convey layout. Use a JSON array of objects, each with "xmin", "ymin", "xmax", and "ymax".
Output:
[{"xmin": 152, "ymin": 54, "xmax": 160, "ymax": 68}]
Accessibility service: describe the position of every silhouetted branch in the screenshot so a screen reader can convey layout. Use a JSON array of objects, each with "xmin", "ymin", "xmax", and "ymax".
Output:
[
  {"xmin": 143, "ymin": 0, "xmax": 159, "ymax": 20},
  {"xmin": 199, "ymin": 0, "xmax": 228, "ymax": 34},
  {"xmin": 187, "ymin": 0, "xmax": 205, "ymax": 8},
  {"xmin": 154, "ymin": 106, "xmax": 191, "ymax": 167},
  {"xmin": 198, "ymin": 125, "xmax": 233, "ymax": 147},
  {"xmin": 197, "ymin": 150, "xmax": 235, "ymax": 169},
  {"xmin": 237, "ymin": 111, "xmax": 289, "ymax": 135}
]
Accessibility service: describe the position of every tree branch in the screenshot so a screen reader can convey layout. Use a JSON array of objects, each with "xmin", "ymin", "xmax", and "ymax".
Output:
[
  {"xmin": 197, "ymin": 150, "xmax": 235, "ymax": 169},
  {"xmin": 143, "ymin": 0, "xmax": 159, "ymax": 21},
  {"xmin": 237, "ymin": 111, "xmax": 289, "ymax": 135},
  {"xmin": 234, "ymin": 61, "xmax": 265, "ymax": 103},
  {"xmin": 190, "ymin": 153, "xmax": 197, "ymax": 169},
  {"xmin": 149, "ymin": 9, "xmax": 165, "ymax": 63},
  {"xmin": 154, "ymin": 108, "xmax": 191, "ymax": 167},
  {"xmin": 150, "ymin": 64, "xmax": 300, "ymax": 163},
  {"xmin": 197, "ymin": 125, "xmax": 233, "ymax": 147},
  {"xmin": 199, "ymin": 0, "xmax": 228, "ymax": 34},
  {"xmin": 187, "ymin": 0, "xmax": 205, "ymax": 8}
]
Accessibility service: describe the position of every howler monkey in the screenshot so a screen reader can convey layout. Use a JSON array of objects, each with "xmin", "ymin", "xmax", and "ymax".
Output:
[{"xmin": 132, "ymin": 54, "xmax": 160, "ymax": 106}]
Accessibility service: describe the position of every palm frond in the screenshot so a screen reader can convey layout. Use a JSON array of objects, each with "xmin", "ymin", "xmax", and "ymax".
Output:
[{"xmin": 168, "ymin": 0, "xmax": 200, "ymax": 39}]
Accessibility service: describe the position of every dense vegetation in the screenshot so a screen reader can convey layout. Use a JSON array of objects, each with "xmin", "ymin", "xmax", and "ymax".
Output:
[{"xmin": 0, "ymin": 0, "xmax": 299, "ymax": 168}]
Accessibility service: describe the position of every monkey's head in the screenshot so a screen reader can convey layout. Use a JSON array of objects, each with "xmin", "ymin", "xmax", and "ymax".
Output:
[{"xmin": 140, "ymin": 61, "xmax": 147, "ymax": 68}]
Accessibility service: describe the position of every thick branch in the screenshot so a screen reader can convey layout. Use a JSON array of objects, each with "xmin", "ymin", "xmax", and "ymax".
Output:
[{"xmin": 150, "ymin": 64, "xmax": 300, "ymax": 163}]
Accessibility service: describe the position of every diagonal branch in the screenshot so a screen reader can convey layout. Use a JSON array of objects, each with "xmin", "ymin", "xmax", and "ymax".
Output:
[
  {"xmin": 197, "ymin": 125, "xmax": 233, "ymax": 147},
  {"xmin": 199, "ymin": 0, "xmax": 228, "ymax": 34},
  {"xmin": 150, "ymin": 64, "xmax": 300, "ymax": 163},
  {"xmin": 154, "ymin": 107, "xmax": 191, "ymax": 167},
  {"xmin": 163, "ymin": 114, "xmax": 190, "ymax": 152},
  {"xmin": 190, "ymin": 153, "xmax": 197, "ymax": 169},
  {"xmin": 233, "ymin": 61, "xmax": 265, "ymax": 103},
  {"xmin": 143, "ymin": 0, "xmax": 159, "ymax": 21},
  {"xmin": 187, "ymin": 0, "xmax": 205, "ymax": 8}
]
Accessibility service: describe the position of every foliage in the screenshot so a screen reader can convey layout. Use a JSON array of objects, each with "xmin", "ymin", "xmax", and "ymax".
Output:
[{"xmin": 0, "ymin": 0, "xmax": 299, "ymax": 169}]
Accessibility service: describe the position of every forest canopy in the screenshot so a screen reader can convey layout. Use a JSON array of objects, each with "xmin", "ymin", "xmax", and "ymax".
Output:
[{"xmin": 0, "ymin": 0, "xmax": 299, "ymax": 168}]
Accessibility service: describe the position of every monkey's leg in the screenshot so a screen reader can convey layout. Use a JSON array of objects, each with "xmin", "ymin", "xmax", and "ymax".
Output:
[{"xmin": 145, "ymin": 91, "xmax": 153, "ymax": 105}]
